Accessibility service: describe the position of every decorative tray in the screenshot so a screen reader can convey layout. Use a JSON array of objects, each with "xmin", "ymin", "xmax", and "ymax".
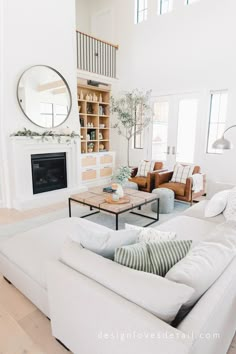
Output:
[{"xmin": 104, "ymin": 196, "xmax": 130, "ymax": 204}]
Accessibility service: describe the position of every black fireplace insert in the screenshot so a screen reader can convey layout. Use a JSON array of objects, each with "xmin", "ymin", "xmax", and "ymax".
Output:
[{"xmin": 31, "ymin": 152, "xmax": 67, "ymax": 194}]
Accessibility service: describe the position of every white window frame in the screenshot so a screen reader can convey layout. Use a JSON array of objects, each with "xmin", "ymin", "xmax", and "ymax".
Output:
[
  {"xmin": 185, "ymin": 0, "xmax": 200, "ymax": 5},
  {"xmin": 135, "ymin": 0, "xmax": 148, "ymax": 24},
  {"xmin": 133, "ymin": 104, "xmax": 144, "ymax": 149},
  {"xmin": 158, "ymin": 0, "xmax": 172, "ymax": 15},
  {"xmin": 206, "ymin": 90, "xmax": 228, "ymax": 155}
]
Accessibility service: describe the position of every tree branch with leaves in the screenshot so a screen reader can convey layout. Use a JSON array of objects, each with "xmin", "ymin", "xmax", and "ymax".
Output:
[{"xmin": 111, "ymin": 89, "xmax": 152, "ymax": 166}]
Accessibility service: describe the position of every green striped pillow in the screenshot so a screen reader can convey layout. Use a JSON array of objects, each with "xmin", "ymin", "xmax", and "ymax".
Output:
[
  {"xmin": 114, "ymin": 242, "xmax": 151, "ymax": 273},
  {"xmin": 147, "ymin": 240, "xmax": 192, "ymax": 277}
]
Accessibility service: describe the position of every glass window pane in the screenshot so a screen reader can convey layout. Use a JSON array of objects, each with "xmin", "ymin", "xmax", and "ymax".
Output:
[
  {"xmin": 207, "ymin": 92, "xmax": 228, "ymax": 154},
  {"xmin": 210, "ymin": 94, "xmax": 220, "ymax": 123},
  {"xmin": 176, "ymin": 99, "xmax": 198, "ymax": 164},
  {"xmin": 136, "ymin": 0, "xmax": 148, "ymax": 23},
  {"xmin": 160, "ymin": 0, "xmax": 172, "ymax": 14},
  {"xmin": 152, "ymin": 101, "xmax": 169, "ymax": 161},
  {"xmin": 55, "ymin": 104, "xmax": 67, "ymax": 115},
  {"xmin": 40, "ymin": 102, "xmax": 53, "ymax": 114},
  {"xmin": 219, "ymin": 93, "xmax": 228, "ymax": 123},
  {"xmin": 186, "ymin": 0, "xmax": 199, "ymax": 4}
]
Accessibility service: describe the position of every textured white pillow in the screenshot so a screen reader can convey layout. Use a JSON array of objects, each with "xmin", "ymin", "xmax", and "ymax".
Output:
[
  {"xmin": 166, "ymin": 241, "xmax": 235, "ymax": 308},
  {"xmin": 137, "ymin": 160, "xmax": 155, "ymax": 177},
  {"xmin": 125, "ymin": 223, "xmax": 176, "ymax": 242},
  {"xmin": 223, "ymin": 188, "xmax": 236, "ymax": 220},
  {"xmin": 70, "ymin": 225, "xmax": 139, "ymax": 259},
  {"xmin": 171, "ymin": 164, "xmax": 194, "ymax": 184},
  {"xmin": 204, "ymin": 190, "xmax": 230, "ymax": 218},
  {"xmin": 61, "ymin": 240, "xmax": 194, "ymax": 324}
]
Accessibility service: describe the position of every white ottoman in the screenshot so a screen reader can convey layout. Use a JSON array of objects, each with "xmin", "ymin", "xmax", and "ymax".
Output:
[{"xmin": 151, "ymin": 188, "xmax": 174, "ymax": 214}]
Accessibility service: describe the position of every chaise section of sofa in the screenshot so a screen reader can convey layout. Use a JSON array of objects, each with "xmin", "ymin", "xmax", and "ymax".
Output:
[{"xmin": 47, "ymin": 260, "xmax": 193, "ymax": 354}]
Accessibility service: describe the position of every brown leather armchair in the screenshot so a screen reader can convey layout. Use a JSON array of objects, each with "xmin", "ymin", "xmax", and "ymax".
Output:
[
  {"xmin": 155, "ymin": 165, "xmax": 206, "ymax": 204},
  {"xmin": 129, "ymin": 161, "xmax": 165, "ymax": 193}
]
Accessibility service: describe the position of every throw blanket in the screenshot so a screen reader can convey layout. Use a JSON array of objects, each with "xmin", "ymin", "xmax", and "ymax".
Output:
[{"xmin": 192, "ymin": 173, "xmax": 203, "ymax": 193}]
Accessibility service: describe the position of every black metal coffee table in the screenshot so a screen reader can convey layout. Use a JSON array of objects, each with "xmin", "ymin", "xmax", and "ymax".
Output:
[{"xmin": 68, "ymin": 186, "xmax": 159, "ymax": 230}]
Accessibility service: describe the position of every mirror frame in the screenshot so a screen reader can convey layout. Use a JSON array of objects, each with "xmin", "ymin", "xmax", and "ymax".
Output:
[{"xmin": 17, "ymin": 65, "xmax": 72, "ymax": 128}]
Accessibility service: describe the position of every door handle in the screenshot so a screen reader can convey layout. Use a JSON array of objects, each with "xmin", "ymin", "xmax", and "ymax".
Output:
[
  {"xmin": 166, "ymin": 146, "xmax": 170, "ymax": 155},
  {"xmin": 172, "ymin": 146, "xmax": 176, "ymax": 155}
]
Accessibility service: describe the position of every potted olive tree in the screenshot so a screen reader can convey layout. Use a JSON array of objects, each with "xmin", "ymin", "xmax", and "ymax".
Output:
[{"xmin": 111, "ymin": 89, "xmax": 152, "ymax": 167}]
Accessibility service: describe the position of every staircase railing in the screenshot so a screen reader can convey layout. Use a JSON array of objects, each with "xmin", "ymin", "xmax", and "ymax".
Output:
[{"xmin": 76, "ymin": 30, "xmax": 118, "ymax": 79}]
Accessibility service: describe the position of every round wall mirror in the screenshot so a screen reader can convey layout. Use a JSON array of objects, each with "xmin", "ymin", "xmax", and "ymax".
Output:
[{"xmin": 17, "ymin": 65, "xmax": 72, "ymax": 128}]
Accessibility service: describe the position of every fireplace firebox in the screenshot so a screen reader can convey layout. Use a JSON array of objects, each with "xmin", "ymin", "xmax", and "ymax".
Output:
[{"xmin": 31, "ymin": 153, "xmax": 67, "ymax": 194}]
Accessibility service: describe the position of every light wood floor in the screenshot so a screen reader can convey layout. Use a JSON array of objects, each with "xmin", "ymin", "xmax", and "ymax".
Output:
[
  {"xmin": 0, "ymin": 202, "xmax": 67, "ymax": 225},
  {"xmin": 0, "ymin": 205, "xmax": 235, "ymax": 353},
  {"xmin": 0, "ymin": 274, "xmax": 70, "ymax": 354}
]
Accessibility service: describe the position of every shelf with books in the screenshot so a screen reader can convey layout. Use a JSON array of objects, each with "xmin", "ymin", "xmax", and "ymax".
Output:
[{"xmin": 78, "ymin": 79, "xmax": 111, "ymax": 153}]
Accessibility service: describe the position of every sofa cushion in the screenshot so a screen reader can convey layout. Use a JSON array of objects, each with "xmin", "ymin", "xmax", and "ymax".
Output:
[
  {"xmin": 223, "ymin": 187, "xmax": 236, "ymax": 220},
  {"xmin": 171, "ymin": 164, "xmax": 194, "ymax": 184},
  {"xmin": 205, "ymin": 220, "xmax": 236, "ymax": 249},
  {"xmin": 137, "ymin": 160, "xmax": 155, "ymax": 177},
  {"xmin": 0, "ymin": 217, "xmax": 110, "ymax": 290},
  {"xmin": 155, "ymin": 215, "xmax": 216, "ymax": 242},
  {"xmin": 125, "ymin": 223, "xmax": 176, "ymax": 242},
  {"xmin": 114, "ymin": 242, "xmax": 151, "ymax": 272},
  {"xmin": 61, "ymin": 239, "xmax": 195, "ymax": 324},
  {"xmin": 205, "ymin": 190, "xmax": 230, "ymax": 218},
  {"xmin": 114, "ymin": 240, "xmax": 192, "ymax": 276},
  {"xmin": 147, "ymin": 240, "xmax": 192, "ymax": 276},
  {"xmin": 160, "ymin": 182, "xmax": 185, "ymax": 196},
  {"xmin": 183, "ymin": 200, "xmax": 226, "ymax": 224},
  {"xmin": 166, "ymin": 241, "xmax": 235, "ymax": 309},
  {"xmin": 130, "ymin": 176, "xmax": 147, "ymax": 188},
  {"xmin": 71, "ymin": 224, "xmax": 139, "ymax": 259}
]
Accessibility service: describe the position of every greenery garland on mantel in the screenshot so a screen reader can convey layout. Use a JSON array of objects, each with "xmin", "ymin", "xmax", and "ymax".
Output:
[{"xmin": 10, "ymin": 128, "xmax": 80, "ymax": 144}]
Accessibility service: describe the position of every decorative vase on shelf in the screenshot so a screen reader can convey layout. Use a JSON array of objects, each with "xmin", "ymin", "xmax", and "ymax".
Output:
[
  {"xmin": 99, "ymin": 143, "xmax": 104, "ymax": 151},
  {"xmin": 99, "ymin": 94, "xmax": 103, "ymax": 102},
  {"xmin": 80, "ymin": 91, "xmax": 84, "ymax": 100}
]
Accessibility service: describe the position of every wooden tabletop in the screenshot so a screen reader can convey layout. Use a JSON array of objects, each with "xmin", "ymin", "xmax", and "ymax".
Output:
[{"xmin": 70, "ymin": 187, "xmax": 158, "ymax": 213}]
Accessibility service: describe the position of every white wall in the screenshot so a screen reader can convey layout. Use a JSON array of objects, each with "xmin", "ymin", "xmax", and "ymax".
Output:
[
  {"xmin": 84, "ymin": 0, "xmax": 236, "ymax": 183},
  {"xmin": 0, "ymin": 0, "xmax": 79, "ymax": 208},
  {"xmin": 76, "ymin": 0, "xmax": 92, "ymax": 33}
]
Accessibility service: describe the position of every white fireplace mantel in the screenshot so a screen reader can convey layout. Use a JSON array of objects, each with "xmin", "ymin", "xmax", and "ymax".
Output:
[{"xmin": 9, "ymin": 137, "xmax": 86, "ymax": 209}]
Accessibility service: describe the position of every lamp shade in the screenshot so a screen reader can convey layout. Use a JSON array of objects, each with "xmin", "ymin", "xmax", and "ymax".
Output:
[{"xmin": 212, "ymin": 137, "xmax": 233, "ymax": 150}]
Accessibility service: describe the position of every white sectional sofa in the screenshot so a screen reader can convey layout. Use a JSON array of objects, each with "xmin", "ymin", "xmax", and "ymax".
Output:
[{"xmin": 0, "ymin": 183, "xmax": 235, "ymax": 354}]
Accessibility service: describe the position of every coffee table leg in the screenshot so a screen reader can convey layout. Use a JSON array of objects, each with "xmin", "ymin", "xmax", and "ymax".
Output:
[
  {"xmin": 69, "ymin": 198, "xmax": 72, "ymax": 217},
  {"xmin": 116, "ymin": 214, "xmax": 119, "ymax": 230}
]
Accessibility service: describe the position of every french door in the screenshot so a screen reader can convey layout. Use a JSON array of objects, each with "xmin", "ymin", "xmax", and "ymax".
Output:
[{"xmin": 150, "ymin": 93, "xmax": 199, "ymax": 169}]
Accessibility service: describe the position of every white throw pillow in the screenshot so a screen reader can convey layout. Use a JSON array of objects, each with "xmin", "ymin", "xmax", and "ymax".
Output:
[
  {"xmin": 223, "ymin": 188, "xmax": 236, "ymax": 221},
  {"xmin": 70, "ymin": 224, "xmax": 139, "ymax": 259},
  {"xmin": 61, "ymin": 240, "xmax": 194, "ymax": 324},
  {"xmin": 125, "ymin": 223, "xmax": 176, "ymax": 242},
  {"xmin": 204, "ymin": 190, "xmax": 230, "ymax": 218},
  {"xmin": 166, "ymin": 241, "xmax": 235, "ymax": 308},
  {"xmin": 137, "ymin": 160, "xmax": 155, "ymax": 177},
  {"xmin": 171, "ymin": 164, "xmax": 194, "ymax": 184}
]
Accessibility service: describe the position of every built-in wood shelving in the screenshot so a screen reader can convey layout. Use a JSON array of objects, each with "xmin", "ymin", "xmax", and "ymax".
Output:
[{"xmin": 77, "ymin": 79, "xmax": 111, "ymax": 154}]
